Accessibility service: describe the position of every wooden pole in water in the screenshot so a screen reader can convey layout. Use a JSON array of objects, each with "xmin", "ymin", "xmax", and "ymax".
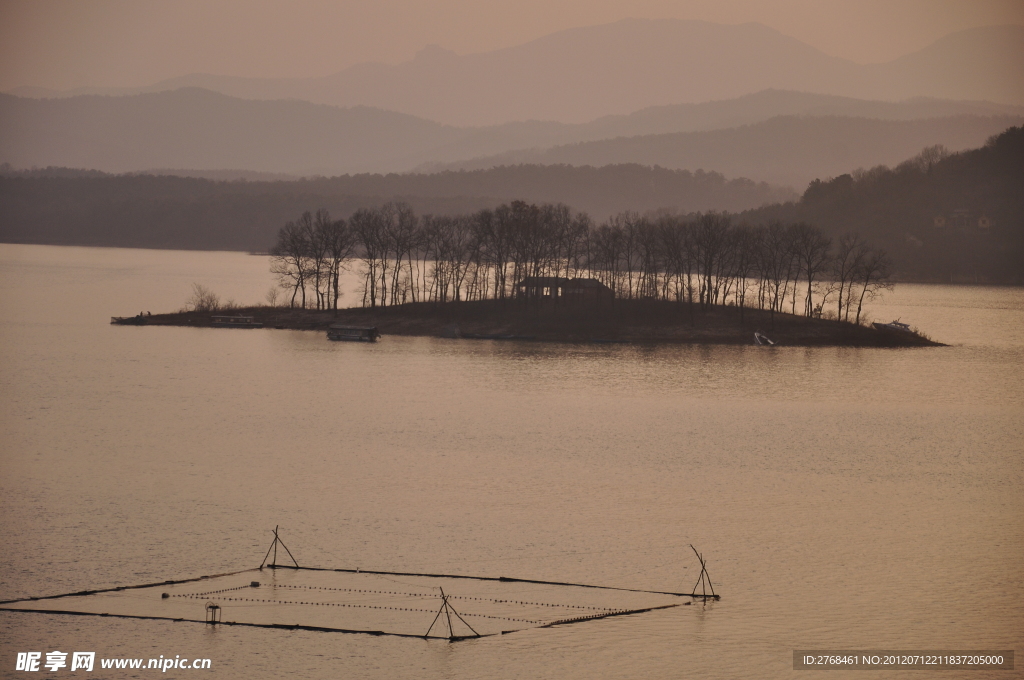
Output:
[
  {"xmin": 272, "ymin": 525, "xmax": 279, "ymax": 567},
  {"xmin": 701, "ymin": 552, "xmax": 707, "ymax": 598},
  {"xmin": 260, "ymin": 531, "xmax": 278, "ymax": 568},
  {"xmin": 258, "ymin": 526, "xmax": 300, "ymax": 569},
  {"xmin": 274, "ymin": 530, "xmax": 300, "ymax": 568},
  {"xmin": 447, "ymin": 602, "xmax": 480, "ymax": 638},
  {"xmin": 424, "ymin": 590, "xmax": 446, "ymax": 638},
  {"xmin": 689, "ymin": 544, "xmax": 716, "ymax": 598},
  {"xmin": 423, "ymin": 588, "xmax": 480, "ymax": 639},
  {"xmin": 701, "ymin": 552, "xmax": 716, "ymax": 598},
  {"xmin": 260, "ymin": 541, "xmax": 275, "ymax": 568},
  {"xmin": 441, "ymin": 588, "xmax": 455, "ymax": 640}
]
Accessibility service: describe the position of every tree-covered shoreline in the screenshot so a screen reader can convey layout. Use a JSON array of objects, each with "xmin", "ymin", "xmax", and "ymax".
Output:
[{"xmin": 267, "ymin": 201, "xmax": 892, "ymax": 328}]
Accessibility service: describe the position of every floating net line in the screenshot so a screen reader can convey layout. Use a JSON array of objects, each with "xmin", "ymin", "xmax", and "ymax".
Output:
[{"xmin": 0, "ymin": 535, "xmax": 718, "ymax": 642}]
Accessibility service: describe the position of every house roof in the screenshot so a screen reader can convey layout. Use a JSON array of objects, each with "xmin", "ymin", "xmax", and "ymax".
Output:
[
  {"xmin": 517, "ymin": 277, "xmax": 570, "ymax": 287},
  {"xmin": 564, "ymin": 278, "xmax": 610, "ymax": 289},
  {"xmin": 515, "ymin": 276, "xmax": 612, "ymax": 291}
]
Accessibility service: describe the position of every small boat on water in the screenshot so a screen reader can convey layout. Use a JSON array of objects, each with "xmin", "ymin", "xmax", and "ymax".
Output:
[
  {"xmin": 872, "ymin": 319, "xmax": 912, "ymax": 333},
  {"xmin": 111, "ymin": 314, "xmax": 148, "ymax": 325},
  {"xmin": 462, "ymin": 333, "xmax": 536, "ymax": 341},
  {"xmin": 754, "ymin": 331, "xmax": 775, "ymax": 346},
  {"xmin": 211, "ymin": 315, "xmax": 263, "ymax": 328},
  {"xmin": 327, "ymin": 324, "xmax": 380, "ymax": 342}
]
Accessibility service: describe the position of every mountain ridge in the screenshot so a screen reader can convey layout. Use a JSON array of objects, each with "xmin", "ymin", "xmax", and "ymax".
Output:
[
  {"xmin": 2, "ymin": 88, "xmax": 1020, "ymax": 184},
  {"xmin": 418, "ymin": 114, "xmax": 1024, "ymax": 188},
  {"xmin": 7, "ymin": 19, "xmax": 1023, "ymax": 125}
]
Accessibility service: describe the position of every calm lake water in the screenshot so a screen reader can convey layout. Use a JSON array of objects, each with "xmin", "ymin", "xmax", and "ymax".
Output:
[{"xmin": 1, "ymin": 244, "xmax": 1022, "ymax": 679}]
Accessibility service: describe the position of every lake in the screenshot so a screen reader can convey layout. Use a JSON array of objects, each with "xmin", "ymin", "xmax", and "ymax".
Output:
[{"xmin": 1, "ymin": 244, "xmax": 1021, "ymax": 678}]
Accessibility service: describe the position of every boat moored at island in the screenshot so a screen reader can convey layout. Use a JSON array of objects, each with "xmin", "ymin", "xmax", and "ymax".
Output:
[
  {"xmin": 111, "ymin": 314, "xmax": 149, "ymax": 325},
  {"xmin": 872, "ymin": 319, "xmax": 913, "ymax": 333},
  {"xmin": 211, "ymin": 315, "xmax": 263, "ymax": 328},
  {"xmin": 327, "ymin": 324, "xmax": 380, "ymax": 342}
]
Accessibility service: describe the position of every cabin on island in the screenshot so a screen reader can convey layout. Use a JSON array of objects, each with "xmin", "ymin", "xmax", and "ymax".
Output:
[
  {"xmin": 210, "ymin": 315, "xmax": 263, "ymax": 328},
  {"xmin": 516, "ymin": 277, "xmax": 614, "ymax": 303}
]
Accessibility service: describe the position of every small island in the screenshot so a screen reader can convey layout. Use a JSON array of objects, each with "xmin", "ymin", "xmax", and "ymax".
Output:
[
  {"xmin": 134, "ymin": 202, "xmax": 942, "ymax": 347},
  {"xmin": 143, "ymin": 298, "xmax": 938, "ymax": 347}
]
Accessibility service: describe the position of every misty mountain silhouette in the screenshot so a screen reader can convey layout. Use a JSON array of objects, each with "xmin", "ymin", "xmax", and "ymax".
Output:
[
  {"xmin": 422, "ymin": 114, "xmax": 1023, "ymax": 189},
  {"xmin": 0, "ymin": 89, "xmax": 463, "ymax": 175},
  {"xmin": 2, "ymin": 88, "xmax": 1019, "ymax": 186},
  {"xmin": 8, "ymin": 20, "xmax": 1023, "ymax": 125}
]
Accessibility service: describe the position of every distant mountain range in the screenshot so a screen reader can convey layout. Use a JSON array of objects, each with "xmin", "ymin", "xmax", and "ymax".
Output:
[
  {"xmin": 424, "ymin": 114, "xmax": 1023, "ymax": 189},
  {"xmin": 8, "ymin": 19, "xmax": 1023, "ymax": 125},
  {"xmin": 1, "ymin": 88, "xmax": 1020, "ymax": 188},
  {"xmin": 0, "ymin": 89, "xmax": 463, "ymax": 177}
]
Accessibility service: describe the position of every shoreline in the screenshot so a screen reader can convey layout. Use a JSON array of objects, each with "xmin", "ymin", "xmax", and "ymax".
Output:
[
  {"xmin": 139, "ymin": 299, "xmax": 941, "ymax": 347},
  {"xmin": 2, "ymin": 243, "xmax": 1019, "ymax": 288}
]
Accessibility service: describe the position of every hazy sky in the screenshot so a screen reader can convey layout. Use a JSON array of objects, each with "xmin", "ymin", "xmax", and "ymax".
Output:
[{"xmin": 1, "ymin": 0, "xmax": 1022, "ymax": 91}]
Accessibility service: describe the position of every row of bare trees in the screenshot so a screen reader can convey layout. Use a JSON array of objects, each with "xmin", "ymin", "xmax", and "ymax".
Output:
[
  {"xmin": 270, "ymin": 209, "xmax": 357, "ymax": 309},
  {"xmin": 347, "ymin": 201, "xmax": 592, "ymax": 306},
  {"xmin": 269, "ymin": 201, "xmax": 893, "ymax": 324}
]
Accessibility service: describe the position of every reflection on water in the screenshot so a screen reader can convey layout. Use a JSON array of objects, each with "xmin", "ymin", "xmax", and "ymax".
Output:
[{"xmin": 1, "ymin": 245, "xmax": 1022, "ymax": 679}]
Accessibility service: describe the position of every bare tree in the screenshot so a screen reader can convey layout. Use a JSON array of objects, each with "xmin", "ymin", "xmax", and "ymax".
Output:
[
  {"xmin": 729, "ymin": 224, "xmax": 760, "ymax": 322},
  {"xmin": 902, "ymin": 144, "xmax": 950, "ymax": 173},
  {"xmin": 386, "ymin": 202, "xmax": 418, "ymax": 305},
  {"xmin": 265, "ymin": 286, "xmax": 280, "ymax": 307},
  {"xmin": 692, "ymin": 212, "xmax": 729, "ymax": 310},
  {"xmin": 188, "ymin": 283, "xmax": 220, "ymax": 312},
  {"xmin": 589, "ymin": 222, "xmax": 625, "ymax": 297},
  {"xmin": 270, "ymin": 220, "xmax": 311, "ymax": 308},
  {"xmin": 853, "ymin": 248, "xmax": 894, "ymax": 325},
  {"xmin": 305, "ymin": 210, "xmax": 331, "ymax": 309},
  {"xmin": 564, "ymin": 212, "xmax": 592, "ymax": 280},
  {"xmin": 832, "ymin": 233, "xmax": 868, "ymax": 322},
  {"xmin": 618, "ymin": 212, "xmax": 642, "ymax": 298},
  {"xmin": 656, "ymin": 215, "xmax": 693, "ymax": 306},
  {"xmin": 350, "ymin": 207, "xmax": 384, "ymax": 307},
  {"xmin": 323, "ymin": 216, "xmax": 356, "ymax": 310},
  {"xmin": 465, "ymin": 209, "xmax": 495, "ymax": 301},
  {"xmin": 757, "ymin": 221, "xmax": 793, "ymax": 327},
  {"xmin": 635, "ymin": 217, "xmax": 662, "ymax": 300},
  {"xmin": 790, "ymin": 222, "xmax": 833, "ymax": 317}
]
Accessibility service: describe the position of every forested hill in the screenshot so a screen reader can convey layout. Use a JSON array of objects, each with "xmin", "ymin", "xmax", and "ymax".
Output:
[
  {"xmin": 0, "ymin": 164, "xmax": 792, "ymax": 252},
  {"xmin": 1, "ymin": 130, "xmax": 1020, "ymax": 283},
  {"xmin": 740, "ymin": 126, "xmax": 1024, "ymax": 284}
]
